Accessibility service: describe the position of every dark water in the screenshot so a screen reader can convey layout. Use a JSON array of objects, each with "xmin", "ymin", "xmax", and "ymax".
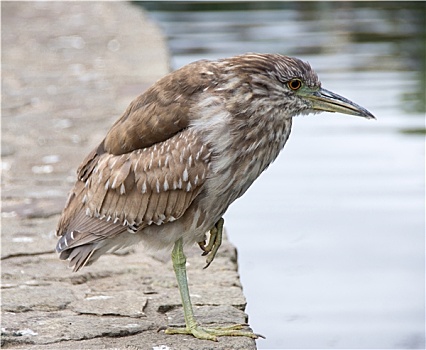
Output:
[{"xmin": 138, "ymin": 2, "xmax": 425, "ymax": 349}]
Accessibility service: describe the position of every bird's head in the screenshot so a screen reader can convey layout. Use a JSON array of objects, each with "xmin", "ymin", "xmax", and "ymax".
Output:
[{"xmin": 224, "ymin": 53, "xmax": 375, "ymax": 120}]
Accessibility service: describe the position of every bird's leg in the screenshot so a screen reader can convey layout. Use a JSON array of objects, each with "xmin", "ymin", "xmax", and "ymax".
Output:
[
  {"xmin": 197, "ymin": 217, "xmax": 224, "ymax": 269},
  {"xmin": 163, "ymin": 237, "xmax": 262, "ymax": 341}
]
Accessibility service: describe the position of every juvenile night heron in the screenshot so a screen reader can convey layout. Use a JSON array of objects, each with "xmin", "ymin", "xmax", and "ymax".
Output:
[{"xmin": 56, "ymin": 53, "xmax": 375, "ymax": 341}]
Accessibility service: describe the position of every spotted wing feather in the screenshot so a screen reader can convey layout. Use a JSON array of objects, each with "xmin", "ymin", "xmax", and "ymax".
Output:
[
  {"xmin": 55, "ymin": 60, "xmax": 220, "ymax": 272},
  {"xmin": 56, "ymin": 128, "xmax": 211, "ymax": 271}
]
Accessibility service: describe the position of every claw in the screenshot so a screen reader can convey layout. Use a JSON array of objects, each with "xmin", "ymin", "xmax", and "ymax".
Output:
[
  {"xmin": 202, "ymin": 218, "xmax": 224, "ymax": 269},
  {"xmin": 197, "ymin": 240, "xmax": 207, "ymax": 252}
]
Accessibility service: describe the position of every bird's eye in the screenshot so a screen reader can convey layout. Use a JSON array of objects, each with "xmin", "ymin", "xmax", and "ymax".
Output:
[{"xmin": 287, "ymin": 79, "xmax": 302, "ymax": 91}]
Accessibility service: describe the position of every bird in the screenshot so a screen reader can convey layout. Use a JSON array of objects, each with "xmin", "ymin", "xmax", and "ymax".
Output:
[{"xmin": 55, "ymin": 53, "xmax": 375, "ymax": 341}]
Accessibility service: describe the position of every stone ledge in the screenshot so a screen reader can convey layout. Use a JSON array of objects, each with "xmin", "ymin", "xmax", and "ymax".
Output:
[{"xmin": 1, "ymin": 2, "xmax": 257, "ymax": 349}]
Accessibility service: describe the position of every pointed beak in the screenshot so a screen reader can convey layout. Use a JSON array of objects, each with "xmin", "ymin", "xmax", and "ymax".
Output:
[{"xmin": 305, "ymin": 87, "xmax": 376, "ymax": 120}]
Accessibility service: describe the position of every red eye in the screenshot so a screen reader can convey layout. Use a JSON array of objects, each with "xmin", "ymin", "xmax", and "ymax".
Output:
[{"xmin": 288, "ymin": 79, "xmax": 302, "ymax": 91}]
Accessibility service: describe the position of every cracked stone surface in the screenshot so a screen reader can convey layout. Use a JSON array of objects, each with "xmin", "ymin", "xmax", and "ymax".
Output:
[{"xmin": 1, "ymin": 2, "xmax": 257, "ymax": 350}]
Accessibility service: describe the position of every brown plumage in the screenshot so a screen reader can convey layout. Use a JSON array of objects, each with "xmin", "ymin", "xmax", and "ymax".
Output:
[{"xmin": 56, "ymin": 53, "xmax": 374, "ymax": 273}]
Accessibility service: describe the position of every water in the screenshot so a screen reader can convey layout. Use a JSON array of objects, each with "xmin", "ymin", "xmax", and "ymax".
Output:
[{"xmin": 139, "ymin": 2, "xmax": 425, "ymax": 348}]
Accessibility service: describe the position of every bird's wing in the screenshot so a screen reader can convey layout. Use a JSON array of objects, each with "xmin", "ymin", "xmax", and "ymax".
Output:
[
  {"xmin": 55, "ymin": 60, "xmax": 219, "ymax": 271},
  {"xmin": 102, "ymin": 88, "xmax": 191, "ymax": 155},
  {"xmin": 101, "ymin": 58, "xmax": 217, "ymax": 156},
  {"xmin": 88, "ymin": 128, "xmax": 211, "ymax": 226},
  {"xmin": 56, "ymin": 127, "xmax": 212, "ymax": 271}
]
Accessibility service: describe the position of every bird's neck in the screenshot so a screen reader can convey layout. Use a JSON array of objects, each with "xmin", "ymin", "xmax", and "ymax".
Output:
[
  {"xmin": 191, "ymin": 95, "xmax": 292, "ymax": 204},
  {"xmin": 225, "ymin": 108, "xmax": 293, "ymax": 200}
]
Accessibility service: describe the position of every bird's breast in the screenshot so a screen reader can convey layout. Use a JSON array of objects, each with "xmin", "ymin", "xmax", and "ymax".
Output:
[{"xmin": 198, "ymin": 115, "xmax": 293, "ymax": 222}]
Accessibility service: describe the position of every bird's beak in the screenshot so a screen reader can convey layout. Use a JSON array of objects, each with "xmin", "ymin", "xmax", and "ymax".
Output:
[{"xmin": 304, "ymin": 87, "xmax": 376, "ymax": 119}]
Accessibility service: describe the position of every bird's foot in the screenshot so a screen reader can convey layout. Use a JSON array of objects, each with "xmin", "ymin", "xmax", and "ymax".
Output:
[
  {"xmin": 197, "ymin": 218, "xmax": 224, "ymax": 269},
  {"xmin": 161, "ymin": 323, "xmax": 263, "ymax": 341}
]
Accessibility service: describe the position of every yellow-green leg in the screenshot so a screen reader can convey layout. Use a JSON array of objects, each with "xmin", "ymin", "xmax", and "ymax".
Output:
[{"xmin": 163, "ymin": 237, "xmax": 261, "ymax": 341}]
